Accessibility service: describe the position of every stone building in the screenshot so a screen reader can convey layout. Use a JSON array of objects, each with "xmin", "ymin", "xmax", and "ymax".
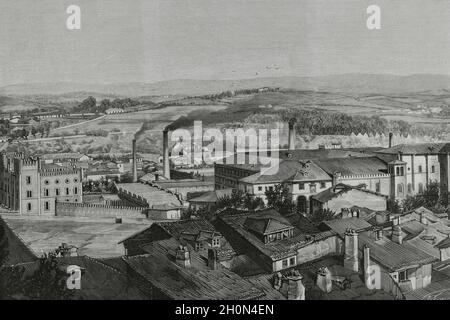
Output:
[{"xmin": 0, "ymin": 152, "xmax": 83, "ymax": 215}]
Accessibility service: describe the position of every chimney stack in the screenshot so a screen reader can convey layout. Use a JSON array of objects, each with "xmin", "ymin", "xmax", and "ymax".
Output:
[
  {"xmin": 389, "ymin": 132, "xmax": 393, "ymax": 148},
  {"xmin": 316, "ymin": 266, "xmax": 332, "ymax": 293},
  {"xmin": 284, "ymin": 272, "xmax": 305, "ymax": 300},
  {"xmin": 420, "ymin": 211, "xmax": 427, "ymax": 225},
  {"xmin": 132, "ymin": 138, "xmax": 138, "ymax": 183},
  {"xmin": 163, "ymin": 129, "xmax": 171, "ymax": 180},
  {"xmin": 208, "ymin": 248, "xmax": 219, "ymax": 270},
  {"xmin": 344, "ymin": 228, "xmax": 359, "ymax": 272},
  {"xmin": 288, "ymin": 118, "xmax": 297, "ymax": 151},
  {"xmin": 392, "ymin": 225, "xmax": 403, "ymax": 244},
  {"xmin": 175, "ymin": 245, "xmax": 190, "ymax": 268}
]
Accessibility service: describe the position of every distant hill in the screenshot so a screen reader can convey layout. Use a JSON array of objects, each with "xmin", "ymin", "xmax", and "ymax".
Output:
[{"xmin": 1, "ymin": 74, "xmax": 450, "ymax": 96}]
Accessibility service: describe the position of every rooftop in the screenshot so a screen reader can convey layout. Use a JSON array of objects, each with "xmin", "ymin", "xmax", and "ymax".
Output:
[
  {"xmin": 3, "ymin": 215, "xmax": 152, "ymax": 258},
  {"xmin": 314, "ymin": 157, "xmax": 388, "ymax": 176},
  {"xmin": 188, "ymin": 189, "xmax": 233, "ymax": 203},
  {"xmin": 115, "ymin": 182, "xmax": 183, "ymax": 209},
  {"xmin": 312, "ymin": 184, "xmax": 387, "ymax": 204},
  {"xmin": 123, "ymin": 241, "xmax": 266, "ymax": 300},
  {"xmin": 240, "ymin": 159, "xmax": 331, "ymax": 184}
]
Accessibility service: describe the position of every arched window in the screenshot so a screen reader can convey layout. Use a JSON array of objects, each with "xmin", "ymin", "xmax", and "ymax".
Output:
[
  {"xmin": 418, "ymin": 183, "xmax": 424, "ymax": 194},
  {"xmin": 397, "ymin": 183, "xmax": 404, "ymax": 196},
  {"xmin": 407, "ymin": 183, "xmax": 412, "ymax": 194}
]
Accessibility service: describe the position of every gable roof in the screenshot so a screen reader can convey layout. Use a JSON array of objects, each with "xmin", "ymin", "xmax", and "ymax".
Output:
[
  {"xmin": 314, "ymin": 157, "xmax": 388, "ymax": 176},
  {"xmin": 244, "ymin": 217, "xmax": 294, "ymax": 236},
  {"xmin": 311, "ymin": 183, "xmax": 387, "ymax": 204},
  {"xmin": 376, "ymin": 143, "xmax": 447, "ymax": 155},
  {"xmin": 320, "ymin": 217, "xmax": 372, "ymax": 235},
  {"xmin": 240, "ymin": 159, "xmax": 331, "ymax": 184}
]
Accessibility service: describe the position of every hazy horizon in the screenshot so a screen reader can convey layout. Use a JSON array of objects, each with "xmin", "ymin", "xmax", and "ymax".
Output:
[{"xmin": 1, "ymin": 0, "xmax": 450, "ymax": 87}]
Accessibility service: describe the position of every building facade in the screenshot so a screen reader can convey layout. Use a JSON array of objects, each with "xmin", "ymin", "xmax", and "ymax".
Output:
[{"xmin": 0, "ymin": 153, "xmax": 83, "ymax": 215}]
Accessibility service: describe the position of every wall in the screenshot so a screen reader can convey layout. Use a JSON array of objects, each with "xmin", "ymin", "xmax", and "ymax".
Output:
[
  {"xmin": 296, "ymin": 233, "xmax": 341, "ymax": 264},
  {"xmin": 323, "ymin": 189, "xmax": 387, "ymax": 213},
  {"xmin": 340, "ymin": 175, "xmax": 391, "ymax": 197},
  {"xmin": 55, "ymin": 202, "xmax": 147, "ymax": 219}
]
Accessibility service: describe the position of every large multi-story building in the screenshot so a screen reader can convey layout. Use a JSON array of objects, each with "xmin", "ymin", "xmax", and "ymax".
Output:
[
  {"xmin": 0, "ymin": 152, "xmax": 83, "ymax": 215},
  {"xmin": 213, "ymin": 142, "xmax": 450, "ymax": 214}
]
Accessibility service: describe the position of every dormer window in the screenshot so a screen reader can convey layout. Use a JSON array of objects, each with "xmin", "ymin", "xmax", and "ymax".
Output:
[{"xmin": 212, "ymin": 238, "xmax": 220, "ymax": 247}]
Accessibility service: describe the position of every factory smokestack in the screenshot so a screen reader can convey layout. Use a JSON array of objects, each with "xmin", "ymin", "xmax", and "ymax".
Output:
[
  {"xmin": 288, "ymin": 118, "xmax": 297, "ymax": 150},
  {"xmin": 163, "ymin": 129, "xmax": 171, "ymax": 180},
  {"xmin": 132, "ymin": 137, "xmax": 138, "ymax": 183},
  {"xmin": 389, "ymin": 132, "xmax": 393, "ymax": 148}
]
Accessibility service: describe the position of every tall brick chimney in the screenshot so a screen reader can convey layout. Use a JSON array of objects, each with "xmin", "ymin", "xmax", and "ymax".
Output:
[
  {"xmin": 288, "ymin": 118, "xmax": 297, "ymax": 150},
  {"xmin": 163, "ymin": 129, "xmax": 171, "ymax": 180},
  {"xmin": 389, "ymin": 132, "xmax": 393, "ymax": 148},
  {"xmin": 344, "ymin": 228, "xmax": 359, "ymax": 272},
  {"xmin": 132, "ymin": 138, "xmax": 138, "ymax": 183}
]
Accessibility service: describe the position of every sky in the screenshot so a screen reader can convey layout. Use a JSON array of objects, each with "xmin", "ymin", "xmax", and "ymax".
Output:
[{"xmin": 0, "ymin": 0, "xmax": 450, "ymax": 86}]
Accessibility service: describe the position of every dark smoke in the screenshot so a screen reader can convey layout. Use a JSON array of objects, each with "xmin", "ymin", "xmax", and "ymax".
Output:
[{"xmin": 164, "ymin": 116, "xmax": 193, "ymax": 132}]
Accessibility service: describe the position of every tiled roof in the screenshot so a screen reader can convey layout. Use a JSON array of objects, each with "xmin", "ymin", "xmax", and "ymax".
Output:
[
  {"xmin": 311, "ymin": 183, "xmax": 387, "ymax": 203},
  {"xmin": 240, "ymin": 160, "xmax": 331, "ymax": 184},
  {"xmin": 358, "ymin": 231, "xmax": 437, "ymax": 271},
  {"xmin": 123, "ymin": 244, "xmax": 266, "ymax": 300},
  {"xmin": 115, "ymin": 182, "xmax": 183, "ymax": 209},
  {"xmin": 314, "ymin": 157, "xmax": 388, "ymax": 176},
  {"xmin": 320, "ymin": 217, "xmax": 372, "ymax": 235},
  {"xmin": 244, "ymin": 217, "xmax": 293, "ymax": 236},
  {"xmin": 436, "ymin": 237, "xmax": 450, "ymax": 249},
  {"xmin": 152, "ymin": 179, "xmax": 213, "ymax": 189},
  {"xmin": 189, "ymin": 189, "xmax": 233, "ymax": 203}
]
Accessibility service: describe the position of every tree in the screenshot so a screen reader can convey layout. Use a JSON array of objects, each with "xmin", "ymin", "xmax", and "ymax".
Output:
[
  {"xmin": 0, "ymin": 221, "xmax": 9, "ymax": 267},
  {"xmin": 309, "ymin": 208, "xmax": 335, "ymax": 226},
  {"xmin": 23, "ymin": 253, "xmax": 73, "ymax": 300},
  {"xmin": 80, "ymin": 96, "xmax": 97, "ymax": 112},
  {"xmin": 265, "ymin": 184, "xmax": 295, "ymax": 215},
  {"xmin": 402, "ymin": 181, "xmax": 441, "ymax": 212}
]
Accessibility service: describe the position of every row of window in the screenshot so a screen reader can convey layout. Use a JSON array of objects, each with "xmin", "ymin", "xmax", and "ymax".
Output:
[
  {"xmin": 25, "ymin": 176, "xmax": 79, "ymax": 185},
  {"xmin": 407, "ymin": 165, "xmax": 435, "ymax": 174},
  {"xmin": 26, "ymin": 187, "xmax": 78, "ymax": 198},
  {"xmin": 281, "ymin": 256, "xmax": 296, "ymax": 269},
  {"xmin": 26, "ymin": 199, "xmax": 79, "ymax": 212}
]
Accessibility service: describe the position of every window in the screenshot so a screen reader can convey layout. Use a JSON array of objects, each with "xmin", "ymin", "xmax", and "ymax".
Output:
[
  {"xmin": 397, "ymin": 183, "xmax": 403, "ymax": 195},
  {"xmin": 55, "ymin": 179, "xmax": 59, "ymax": 184},
  {"xmin": 268, "ymin": 186, "xmax": 273, "ymax": 192},
  {"xmin": 44, "ymin": 179, "xmax": 49, "ymax": 185},
  {"xmin": 195, "ymin": 243, "xmax": 204, "ymax": 251},
  {"xmin": 418, "ymin": 183, "xmax": 424, "ymax": 194},
  {"xmin": 258, "ymin": 186, "xmax": 262, "ymax": 191},
  {"xmin": 55, "ymin": 188, "xmax": 60, "ymax": 196},
  {"xmin": 399, "ymin": 270, "xmax": 407, "ymax": 282},
  {"xmin": 26, "ymin": 176, "xmax": 31, "ymax": 184},
  {"xmin": 282, "ymin": 259, "xmax": 288, "ymax": 268},
  {"xmin": 66, "ymin": 187, "xmax": 70, "ymax": 195},
  {"xmin": 310, "ymin": 184, "xmax": 316, "ymax": 193},
  {"xmin": 431, "ymin": 165, "xmax": 435, "ymax": 173},
  {"xmin": 44, "ymin": 189, "xmax": 49, "ymax": 197},
  {"xmin": 26, "ymin": 190, "xmax": 32, "ymax": 198},
  {"xmin": 212, "ymin": 238, "xmax": 220, "ymax": 247},
  {"xmin": 289, "ymin": 257, "xmax": 296, "ymax": 266},
  {"xmin": 418, "ymin": 165, "xmax": 423, "ymax": 173},
  {"xmin": 74, "ymin": 187, "xmax": 78, "ymax": 195},
  {"xmin": 298, "ymin": 182, "xmax": 305, "ymax": 190},
  {"xmin": 320, "ymin": 182, "xmax": 326, "ymax": 188},
  {"xmin": 375, "ymin": 182, "xmax": 381, "ymax": 193},
  {"xmin": 407, "ymin": 183, "xmax": 412, "ymax": 194},
  {"xmin": 44, "ymin": 201, "xmax": 50, "ymax": 211},
  {"xmin": 396, "ymin": 167, "xmax": 400, "ymax": 175},
  {"xmin": 65, "ymin": 178, "xmax": 70, "ymax": 184},
  {"xmin": 74, "ymin": 178, "xmax": 79, "ymax": 183},
  {"xmin": 27, "ymin": 203, "xmax": 31, "ymax": 211},
  {"xmin": 400, "ymin": 167, "xmax": 404, "ymax": 176}
]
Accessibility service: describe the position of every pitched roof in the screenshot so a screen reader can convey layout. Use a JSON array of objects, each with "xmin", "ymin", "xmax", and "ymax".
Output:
[
  {"xmin": 115, "ymin": 182, "xmax": 183, "ymax": 209},
  {"xmin": 189, "ymin": 189, "xmax": 234, "ymax": 203},
  {"xmin": 240, "ymin": 159, "xmax": 331, "ymax": 184},
  {"xmin": 314, "ymin": 157, "xmax": 388, "ymax": 176},
  {"xmin": 244, "ymin": 217, "xmax": 294, "ymax": 236},
  {"xmin": 311, "ymin": 183, "xmax": 387, "ymax": 203},
  {"xmin": 436, "ymin": 237, "xmax": 450, "ymax": 249},
  {"xmin": 123, "ymin": 245, "xmax": 266, "ymax": 300},
  {"xmin": 358, "ymin": 232, "xmax": 437, "ymax": 271},
  {"xmin": 320, "ymin": 217, "xmax": 372, "ymax": 235}
]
